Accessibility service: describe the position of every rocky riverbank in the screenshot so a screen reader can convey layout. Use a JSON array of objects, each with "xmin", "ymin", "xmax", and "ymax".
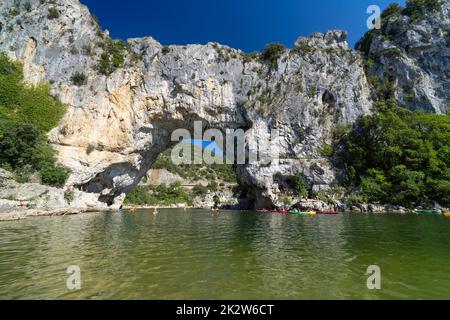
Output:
[
  {"xmin": 2, "ymin": 167, "xmax": 446, "ymax": 222},
  {"xmin": 0, "ymin": 207, "xmax": 115, "ymax": 222},
  {"xmin": 0, "ymin": 203, "xmax": 422, "ymax": 222}
]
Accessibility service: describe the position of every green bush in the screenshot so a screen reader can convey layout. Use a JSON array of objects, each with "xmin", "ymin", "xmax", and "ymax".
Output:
[
  {"xmin": 98, "ymin": 39, "xmax": 127, "ymax": 75},
  {"xmin": 404, "ymin": 0, "xmax": 442, "ymax": 20},
  {"xmin": 0, "ymin": 53, "xmax": 69, "ymax": 187},
  {"xmin": 86, "ymin": 144, "xmax": 95, "ymax": 155},
  {"xmin": 243, "ymin": 51, "xmax": 260, "ymax": 63},
  {"xmin": 124, "ymin": 182, "xmax": 192, "ymax": 206},
  {"xmin": 262, "ymin": 43, "xmax": 285, "ymax": 67},
  {"xmin": 0, "ymin": 122, "xmax": 39, "ymax": 169},
  {"xmin": 381, "ymin": 3, "xmax": 404, "ymax": 20},
  {"xmin": 40, "ymin": 165, "xmax": 70, "ymax": 187},
  {"xmin": 71, "ymin": 72, "xmax": 87, "ymax": 86},
  {"xmin": 338, "ymin": 102, "xmax": 450, "ymax": 207},
  {"xmin": 0, "ymin": 54, "xmax": 66, "ymax": 132},
  {"xmin": 290, "ymin": 175, "xmax": 309, "ymax": 198},
  {"xmin": 161, "ymin": 46, "xmax": 171, "ymax": 55},
  {"xmin": 317, "ymin": 143, "xmax": 334, "ymax": 158},
  {"xmin": 293, "ymin": 42, "xmax": 315, "ymax": 54},
  {"xmin": 64, "ymin": 191, "xmax": 75, "ymax": 204},
  {"xmin": 47, "ymin": 7, "xmax": 59, "ymax": 19}
]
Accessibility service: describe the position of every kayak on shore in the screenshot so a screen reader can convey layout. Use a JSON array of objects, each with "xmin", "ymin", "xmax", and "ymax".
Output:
[
  {"xmin": 415, "ymin": 209, "xmax": 441, "ymax": 215},
  {"xmin": 442, "ymin": 211, "xmax": 450, "ymax": 217}
]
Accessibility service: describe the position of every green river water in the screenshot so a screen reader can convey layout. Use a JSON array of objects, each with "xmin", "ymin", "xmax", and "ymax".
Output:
[{"xmin": 1, "ymin": 209, "xmax": 450, "ymax": 300}]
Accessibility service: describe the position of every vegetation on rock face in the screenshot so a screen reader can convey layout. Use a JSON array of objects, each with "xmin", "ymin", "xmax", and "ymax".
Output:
[
  {"xmin": 262, "ymin": 43, "xmax": 285, "ymax": 68},
  {"xmin": 337, "ymin": 99, "xmax": 450, "ymax": 208},
  {"xmin": 0, "ymin": 53, "xmax": 69, "ymax": 187},
  {"xmin": 161, "ymin": 46, "xmax": 171, "ymax": 55},
  {"xmin": 357, "ymin": 0, "xmax": 444, "ymax": 56},
  {"xmin": 404, "ymin": 0, "xmax": 443, "ymax": 21},
  {"xmin": 381, "ymin": 3, "xmax": 404, "ymax": 20},
  {"xmin": 152, "ymin": 146, "xmax": 237, "ymax": 184},
  {"xmin": 290, "ymin": 175, "xmax": 309, "ymax": 199},
  {"xmin": 47, "ymin": 7, "xmax": 59, "ymax": 20},
  {"xmin": 98, "ymin": 39, "xmax": 127, "ymax": 75},
  {"xmin": 124, "ymin": 182, "xmax": 192, "ymax": 206},
  {"xmin": 317, "ymin": 143, "xmax": 334, "ymax": 158},
  {"xmin": 70, "ymin": 72, "xmax": 87, "ymax": 86},
  {"xmin": 64, "ymin": 190, "xmax": 75, "ymax": 204}
]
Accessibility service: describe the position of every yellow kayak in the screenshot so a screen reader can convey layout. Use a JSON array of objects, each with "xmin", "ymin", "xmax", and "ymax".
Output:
[
  {"xmin": 289, "ymin": 211, "xmax": 317, "ymax": 215},
  {"xmin": 443, "ymin": 211, "xmax": 450, "ymax": 218}
]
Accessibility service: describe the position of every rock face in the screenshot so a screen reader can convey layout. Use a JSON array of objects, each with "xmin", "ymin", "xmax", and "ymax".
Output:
[
  {"xmin": 357, "ymin": 1, "xmax": 450, "ymax": 114},
  {"xmin": 0, "ymin": 173, "xmax": 110, "ymax": 212},
  {"xmin": 142, "ymin": 169, "xmax": 184, "ymax": 186},
  {"xmin": 0, "ymin": 0, "xmax": 447, "ymax": 209}
]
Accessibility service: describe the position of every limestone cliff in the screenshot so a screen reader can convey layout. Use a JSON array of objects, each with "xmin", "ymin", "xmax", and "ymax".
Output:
[
  {"xmin": 0, "ymin": 0, "xmax": 447, "ymax": 209},
  {"xmin": 357, "ymin": 0, "xmax": 450, "ymax": 113}
]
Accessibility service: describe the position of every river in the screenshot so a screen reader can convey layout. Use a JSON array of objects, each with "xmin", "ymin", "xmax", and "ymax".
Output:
[{"xmin": 1, "ymin": 209, "xmax": 450, "ymax": 299}]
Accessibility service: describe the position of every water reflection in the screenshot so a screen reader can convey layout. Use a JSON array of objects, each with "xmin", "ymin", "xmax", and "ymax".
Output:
[{"xmin": 0, "ymin": 210, "xmax": 450, "ymax": 299}]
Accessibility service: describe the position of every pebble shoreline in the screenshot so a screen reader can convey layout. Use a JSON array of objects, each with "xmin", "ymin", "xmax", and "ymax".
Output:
[{"xmin": 1, "ymin": 206, "xmax": 434, "ymax": 222}]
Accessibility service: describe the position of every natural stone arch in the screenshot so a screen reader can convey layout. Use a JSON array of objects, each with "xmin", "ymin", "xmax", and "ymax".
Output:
[{"xmin": 73, "ymin": 114, "xmax": 253, "ymax": 207}]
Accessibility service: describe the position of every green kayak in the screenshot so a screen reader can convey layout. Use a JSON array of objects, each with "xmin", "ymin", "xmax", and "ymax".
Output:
[
  {"xmin": 415, "ymin": 209, "xmax": 441, "ymax": 215},
  {"xmin": 289, "ymin": 211, "xmax": 317, "ymax": 215}
]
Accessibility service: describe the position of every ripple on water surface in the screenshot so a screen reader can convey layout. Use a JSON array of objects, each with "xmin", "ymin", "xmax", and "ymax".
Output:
[{"xmin": 1, "ymin": 210, "xmax": 450, "ymax": 299}]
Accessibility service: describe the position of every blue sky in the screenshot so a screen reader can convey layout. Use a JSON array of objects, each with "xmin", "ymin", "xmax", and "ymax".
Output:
[{"xmin": 80, "ymin": 0, "xmax": 406, "ymax": 52}]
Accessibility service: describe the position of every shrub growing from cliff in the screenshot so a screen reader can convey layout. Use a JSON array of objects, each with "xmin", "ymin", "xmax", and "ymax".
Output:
[
  {"xmin": 381, "ymin": 3, "xmax": 404, "ymax": 20},
  {"xmin": 262, "ymin": 43, "xmax": 285, "ymax": 68},
  {"xmin": 0, "ymin": 53, "xmax": 69, "ymax": 187},
  {"xmin": 356, "ymin": 0, "xmax": 443, "ymax": 57},
  {"xmin": 338, "ymin": 100, "xmax": 450, "ymax": 207},
  {"xmin": 290, "ymin": 175, "xmax": 309, "ymax": 198},
  {"xmin": 47, "ymin": 7, "xmax": 59, "ymax": 20},
  {"xmin": 71, "ymin": 72, "xmax": 87, "ymax": 86},
  {"xmin": 404, "ymin": 0, "xmax": 443, "ymax": 21},
  {"xmin": 98, "ymin": 39, "xmax": 127, "ymax": 75},
  {"xmin": 124, "ymin": 182, "xmax": 192, "ymax": 206},
  {"xmin": 317, "ymin": 143, "xmax": 334, "ymax": 158}
]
